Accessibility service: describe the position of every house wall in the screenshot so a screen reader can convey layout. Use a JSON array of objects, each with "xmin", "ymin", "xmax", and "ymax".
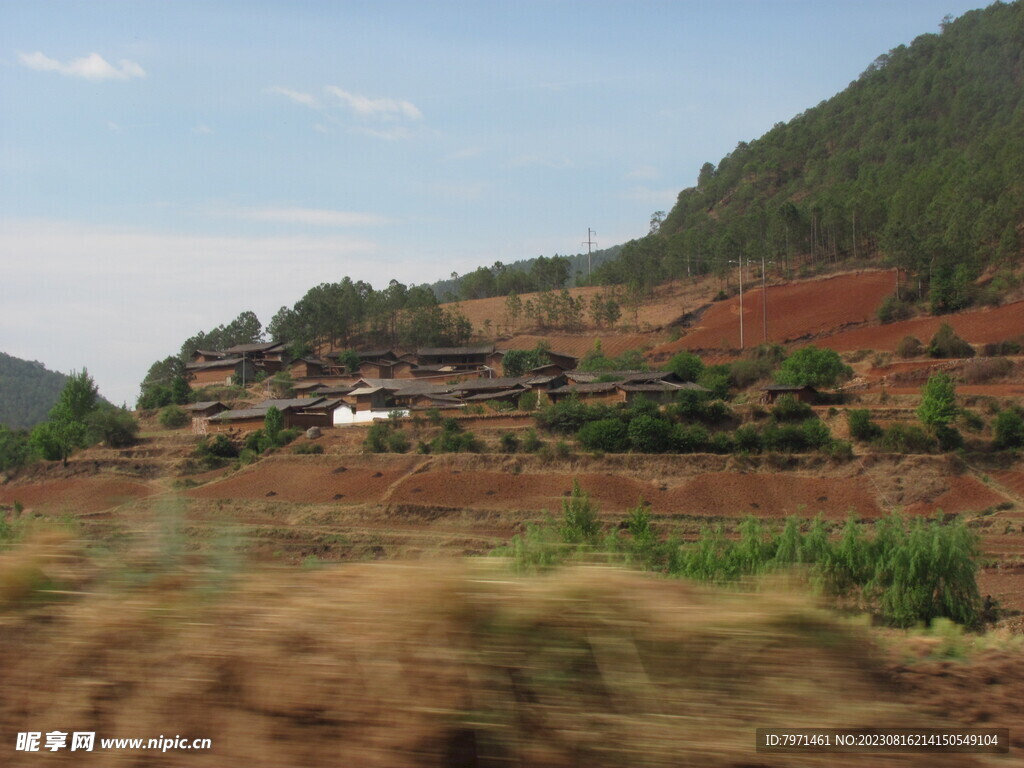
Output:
[
  {"xmin": 208, "ymin": 416, "xmax": 265, "ymax": 433},
  {"xmin": 189, "ymin": 368, "xmax": 235, "ymax": 387},
  {"xmin": 550, "ymin": 390, "xmax": 622, "ymax": 406},
  {"xmin": 286, "ymin": 412, "xmax": 332, "ymax": 430}
]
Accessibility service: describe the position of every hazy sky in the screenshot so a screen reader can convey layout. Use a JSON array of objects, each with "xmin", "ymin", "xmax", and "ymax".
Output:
[{"xmin": 0, "ymin": 0, "xmax": 987, "ymax": 405}]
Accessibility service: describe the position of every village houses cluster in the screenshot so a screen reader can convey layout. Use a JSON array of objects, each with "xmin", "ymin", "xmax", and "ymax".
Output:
[{"xmin": 181, "ymin": 342, "xmax": 712, "ymax": 434}]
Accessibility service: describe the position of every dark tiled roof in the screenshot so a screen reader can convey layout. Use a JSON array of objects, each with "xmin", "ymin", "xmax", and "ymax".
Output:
[
  {"xmin": 463, "ymin": 389, "xmax": 526, "ymax": 401},
  {"xmin": 182, "ymin": 401, "xmax": 227, "ymax": 411},
  {"xmin": 618, "ymin": 383, "xmax": 683, "ymax": 393},
  {"xmin": 550, "ymin": 382, "xmax": 621, "ymax": 394},
  {"xmin": 451, "ymin": 377, "xmax": 532, "ymax": 392},
  {"xmin": 255, "ymin": 397, "xmax": 326, "ymax": 410},
  {"xmin": 391, "ymin": 382, "xmax": 455, "ymax": 396},
  {"xmin": 761, "ymin": 384, "xmax": 818, "ymax": 392},
  {"xmin": 209, "ymin": 408, "xmax": 268, "ymax": 421},
  {"xmin": 417, "ymin": 344, "xmax": 495, "ymax": 356},
  {"xmin": 564, "ymin": 370, "xmax": 670, "ymax": 384},
  {"xmin": 185, "ymin": 357, "xmax": 244, "ymax": 371},
  {"xmin": 224, "ymin": 341, "xmax": 285, "ymax": 354}
]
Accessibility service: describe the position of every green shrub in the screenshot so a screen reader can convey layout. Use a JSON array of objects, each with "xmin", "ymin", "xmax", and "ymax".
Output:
[
  {"xmin": 560, "ymin": 480, "xmax": 600, "ymax": 544},
  {"xmin": 627, "ymin": 415, "xmax": 673, "ymax": 453},
  {"xmin": 929, "ymin": 323, "xmax": 975, "ymax": 359},
  {"xmin": 238, "ymin": 448, "xmax": 259, "ymax": 466},
  {"xmin": 499, "ymin": 432, "xmax": 520, "ymax": 453},
  {"xmin": 577, "ymin": 419, "xmax": 629, "ymax": 453},
  {"xmin": 802, "ymin": 419, "xmax": 833, "ymax": 450},
  {"xmin": 536, "ymin": 396, "xmax": 613, "ymax": 434},
  {"xmin": 664, "ymin": 351, "xmax": 704, "ymax": 382},
  {"xmin": 993, "ymin": 409, "xmax": 1024, "ymax": 449},
  {"xmin": 194, "ymin": 434, "xmax": 239, "ymax": 468},
  {"xmin": 878, "ymin": 423, "xmax": 935, "ymax": 453},
  {"xmin": 669, "ymin": 391, "xmax": 730, "ymax": 424},
  {"xmin": 708, "ymin": 431, "xmax": 734, "ymax": 454},
  {"xmin": 86, "ymin": 405, "xmax": 140, "ymax": 448},
  {"xmin": 776, "ymin": 346, "xmax": 853, "ymax": 389},
  {"xmin": 771, "ymin": 394, "xmax": 813, "ymax": 422},
  {"xmin": 698, "ymin": 365, "xmax": 731, "ymax": 400},
  {"xmin": 517, "ymin": 391, "xmax": 538, "ymax": 411},
  {"xmin": 935, "ymin": 425, "xmax": 964, "ymax": 452},
  {"xmin": 877, "ymin": 296, "xmax": 913, "ymax": 324},
  {"xmin": 732, "ymin": 424, "xmax": 762, "ymax": 453},
  {"xmin": 159, "ymin": 405, "xmax": 190, "ymax": 429},
  {"xmin": 896, "ymin": 335, "xmax": 924, "ymax": 359},
  {"xmin": 293, "ymin": 442, "xmax": 324, "ymax": 455},
  {"xmin": 522, "ymin": 428, "xmax": 542, "ymax": 453},
  {"xmin": 847, "ymin": 409, "xmax": 882, "ymax": 441},
  {"xmin": 828, "ymin": 440, "xmax": 855, "ymax": 461},
  {"xmin": 387, "ymin": 429, "xmax": 410, "ymax": 453},
  {"xmin": 364, "ymin": 422, "xmax": 390, "ymax": 453},
  {"xmin": 918, "ymin": 373, "xmax": 959, "ymax": 429},
  {"xmin": 672, "ymin": 423, "xmax": 709, "ymax": 453},
  {"xmin": 431, "ymin": 420, "xmax": 480, "ymax": 453},
  {"xmin": 981, "ymin": 339, "xmax": 1022, "ymax": 357}
]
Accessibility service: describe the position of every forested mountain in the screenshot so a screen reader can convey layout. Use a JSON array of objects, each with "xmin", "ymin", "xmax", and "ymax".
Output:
[
  {"xmin": 0, "ymin": 352, "xmax": 69, "ymax": 429},
  {"xmin": 595, "ymin": 1, "xmax": 1024, "ymax": 297},
  {"xmin": 426, "ymin": 245, "xmax": 624, "ymax": 301}
]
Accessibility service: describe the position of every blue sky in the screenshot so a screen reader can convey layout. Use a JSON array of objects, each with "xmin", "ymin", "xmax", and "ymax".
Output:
[{"xmin": 0, "ymin": 0, "xmax": 988, "ymax": 405}]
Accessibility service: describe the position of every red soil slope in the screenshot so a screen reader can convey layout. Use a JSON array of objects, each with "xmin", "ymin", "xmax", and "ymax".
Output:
[
  {"xmin": 185, "ymin": 455, "xmax": 426, "ymax": 505},
  {"xmin": 498, "ymin": 333, "xmax": 654, "ymax": 359},
  {"xmin": 819, "ymin": 300, "xmax": 1024, "ymax": 353},
  {"xmin": 650, "ymin": 270, "xmax": 896, "ymax": 357},
  {"xmin": 0, "ymin": 477, "xmax": 154, "ymax": 516}
]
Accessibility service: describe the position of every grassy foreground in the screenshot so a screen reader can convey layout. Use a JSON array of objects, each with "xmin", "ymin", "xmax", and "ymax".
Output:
[{"xmin": 0, "ymin": 528, "xmax": 1002, "ymax": 767}]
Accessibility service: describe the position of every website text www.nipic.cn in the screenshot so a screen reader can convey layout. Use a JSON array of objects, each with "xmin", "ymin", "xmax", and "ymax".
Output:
[{"xmin": 16, "ymin": 732, "xmax": 212, "ymax": 753}]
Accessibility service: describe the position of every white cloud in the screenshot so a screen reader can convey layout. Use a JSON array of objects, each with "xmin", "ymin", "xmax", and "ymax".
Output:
[
  {"xmin": 19, "ymin": 51, "xmax": 146, "ymax": 81},
  {"xmin": 193, "ymin": 124, "xmax": 212, "ymax": 135},
  {"xmin": 266, "ymin": 86, "xmax": 319, "ymax": 108},
  {"xmin": 230, "ymin": 206, "xmax": 389, "ymax": 227},
  {"xmin": 351, "ymin": 125, "xmax": 414, "ymax": 141},
  {"xmin": 325, "ymin": 86, "xmax": 422, "ymax": 120}
]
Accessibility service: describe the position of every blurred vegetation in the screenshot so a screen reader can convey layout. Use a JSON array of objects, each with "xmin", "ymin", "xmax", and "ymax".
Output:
[{"xmin": 497, "ymin": 484, "xmax": 983, "ymax": 628}]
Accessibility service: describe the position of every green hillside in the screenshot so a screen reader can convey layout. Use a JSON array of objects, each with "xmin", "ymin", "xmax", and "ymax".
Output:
[
  {"xmin": 0, "ymin": 352, "xmax": 69, "ymax": 429},
  {"xmin": 596, "ymin": 1, "xmax": 1024, "ymax": 298}
]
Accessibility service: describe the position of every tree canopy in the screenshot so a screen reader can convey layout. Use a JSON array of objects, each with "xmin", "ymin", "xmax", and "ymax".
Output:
[{"xmin": 776, "ymin": 347, "xmax": 852, "ymax": 389}]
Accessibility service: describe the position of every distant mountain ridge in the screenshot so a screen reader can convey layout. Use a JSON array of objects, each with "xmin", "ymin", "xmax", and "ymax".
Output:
[{"xmin": 0, "ymin": 352, "xmax": 69, "ymax": 429}]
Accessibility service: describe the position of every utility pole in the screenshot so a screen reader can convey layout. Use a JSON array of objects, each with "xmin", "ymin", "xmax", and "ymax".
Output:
[
  {"xmin": 582, "ymin": 228, "xmax": 597, "ymax": 279},
  {"xmin": 760, "ymin": 253, "xmax": 775, "ymax": 344},
  {"xmin": 729, "ymin": 256, "xmax": 745, "ymax": 350}
]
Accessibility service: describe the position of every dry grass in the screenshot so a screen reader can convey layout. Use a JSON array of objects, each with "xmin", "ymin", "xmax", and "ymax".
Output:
[{"xmin": 0, "ymin": 554, "xmax": 1001, "ymax": 767}]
